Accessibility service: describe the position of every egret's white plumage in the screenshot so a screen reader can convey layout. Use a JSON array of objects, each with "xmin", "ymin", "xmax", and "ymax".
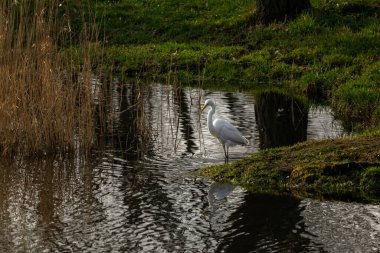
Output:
[{"xmin": 202, "ymin": 99, "xmax": 248, "ymax": 163}]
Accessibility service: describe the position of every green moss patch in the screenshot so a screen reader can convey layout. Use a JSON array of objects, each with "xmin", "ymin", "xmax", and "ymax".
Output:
[
  {"xmin": 200, "ymin": 134, "xmax": 380, "ymax": 202},
  {"xmin": 360, "ymin": 166, "xmax": 380, "ymax": 201}
]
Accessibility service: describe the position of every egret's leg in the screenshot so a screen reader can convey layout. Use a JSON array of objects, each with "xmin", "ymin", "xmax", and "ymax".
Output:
[
  {"xmin": 226, "ymin": 146, "xmax": 229, "ymax": 163},
  {"xmin": 222, "ymin": 144, "xmax": 227, "ymax": 163}
]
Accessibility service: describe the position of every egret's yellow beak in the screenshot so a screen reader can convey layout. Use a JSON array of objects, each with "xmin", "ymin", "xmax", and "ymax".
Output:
[{"xmin": 201, "ymin": 105, "xmax": 207, "ymax": 112}]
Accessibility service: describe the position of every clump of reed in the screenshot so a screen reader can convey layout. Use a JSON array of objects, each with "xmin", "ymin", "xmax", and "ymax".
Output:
[{"xmin": 0, "ymin": 1, "xmax": 95, "ymax": 157}]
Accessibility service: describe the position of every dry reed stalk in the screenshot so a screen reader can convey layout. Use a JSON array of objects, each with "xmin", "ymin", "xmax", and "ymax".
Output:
[{"xmin": 0, "ymin": 0, "xmax": 95, "ymax": 157}]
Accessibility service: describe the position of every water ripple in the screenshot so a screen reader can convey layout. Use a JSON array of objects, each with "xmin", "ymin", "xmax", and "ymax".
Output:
[
  {"xmin": 0, "ymin": 83, "xmax": 365, "ymax": 252},
  {"xmin": 301, "ymin": 199, "xmax": 380, "ymax": 252}
]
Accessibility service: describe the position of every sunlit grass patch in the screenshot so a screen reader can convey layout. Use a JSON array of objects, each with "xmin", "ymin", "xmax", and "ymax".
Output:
[
  {"xmin": 333, "ymin": 61, "xmax": 380, "ymax": 125},
  {"xmin": 322, "ymin": 54, "xmax": 354, "ymax": 67},
  {"xmin": 360, "ymin": 167, "xmax": 380, "ymax": 200},
  {"xmin": 287, "ymin": 13, "xmax": 320, "ymax": 35}
]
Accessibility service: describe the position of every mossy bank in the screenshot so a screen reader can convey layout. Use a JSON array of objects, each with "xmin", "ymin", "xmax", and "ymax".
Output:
[{"xmin": 200, "ymin": 133, "xmax": 380, "ymax": 202}]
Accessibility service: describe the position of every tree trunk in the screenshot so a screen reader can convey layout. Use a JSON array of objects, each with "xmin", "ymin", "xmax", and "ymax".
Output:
[{"xmin": 256, "ymin": 0, "xmax": 311, "ymax": 23}]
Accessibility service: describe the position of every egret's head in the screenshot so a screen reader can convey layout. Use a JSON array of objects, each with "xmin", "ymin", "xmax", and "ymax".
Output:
[{"xmin": 201, "ymin": 99, "xmax": 215, "ymax": 112}]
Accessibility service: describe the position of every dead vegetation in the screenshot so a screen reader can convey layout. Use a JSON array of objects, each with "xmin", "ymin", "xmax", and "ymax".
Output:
[{"xmin": 0, "ymin": 0, "xmax": 95, "ymax": 157}]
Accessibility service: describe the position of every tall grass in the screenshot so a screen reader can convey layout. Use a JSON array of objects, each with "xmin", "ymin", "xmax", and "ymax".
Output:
[{"xmin": 0, "ymin": 1, "xmax": 95, "ymax": 157}]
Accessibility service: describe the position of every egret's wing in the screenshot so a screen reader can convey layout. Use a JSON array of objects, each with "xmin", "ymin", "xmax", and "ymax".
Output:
[{"xmin": 213, "ymin": 118, "xmax": 247, "ymax": 145}]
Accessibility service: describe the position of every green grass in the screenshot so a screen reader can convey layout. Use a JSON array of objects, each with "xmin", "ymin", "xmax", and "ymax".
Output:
[
  {"xmin": 63, "ymin": 0, "xmax": 380, "ymax": 127},
  {"xmin": 102, "ymin": 0, "xmax": 254, "ymax": 45},
  {"xmin": 64, "ymin": 0, "xmax": 254, "ymax": 45},
  {"xmin": 360, "ymin": 166, "xmax": 380, "ymax": 200},
  {"xmin": 334, "ymin": 61, "xmax": 380, "ymax": 125}
]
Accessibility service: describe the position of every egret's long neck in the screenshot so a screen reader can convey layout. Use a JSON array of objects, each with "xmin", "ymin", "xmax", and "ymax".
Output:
[{"xmin": 207, "ymin": 105, "xmax": 216, "ymax": 134}]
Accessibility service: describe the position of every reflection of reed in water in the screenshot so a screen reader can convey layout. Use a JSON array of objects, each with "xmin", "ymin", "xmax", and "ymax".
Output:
[
  {"xmin": 254, "ymin": 92, "xmax": 308, "ymax": 149},
  {"xmin": 94, "ymin": 78, "xmax": 152, "ymax": 160},
  {"xmin": 94, "ymin": 77, "xmax": 206, "ymax": 159},
  {"xmin": 0, "ymin": 158, "xmax": 102, "ymax": 251},
  {"xmin": 173, "ymin": 86, "xmax": 198, "ymax": 155},
  {"xmin": 149, "ymin": 81, "xmax": 204, "ymax": 156}
]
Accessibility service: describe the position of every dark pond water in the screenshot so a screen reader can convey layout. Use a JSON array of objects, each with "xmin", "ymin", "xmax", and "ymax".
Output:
[{"xmin": 1, "ymin": 81, "xmax": 379, "ymax": 252}]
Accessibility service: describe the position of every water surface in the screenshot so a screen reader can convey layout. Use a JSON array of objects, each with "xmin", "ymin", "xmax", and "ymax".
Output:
[{"xmin": 1, "ymin": 82, "xmax": 379, "ymax": 252}]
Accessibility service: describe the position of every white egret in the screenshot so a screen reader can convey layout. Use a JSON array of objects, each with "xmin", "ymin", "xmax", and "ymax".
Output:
[{"xmin": 201, "ymin": 99, "xmax": 249, "ymax": 163}]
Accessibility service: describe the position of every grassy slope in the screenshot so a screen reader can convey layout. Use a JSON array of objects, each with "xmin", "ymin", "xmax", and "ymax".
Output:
[
  {"xmin": 92, "ymin": 0, "xmax": 254, "ymax": 45},
  {"xmin": 77, "ymin": 0, "xmax": 380, "ymax": 127}
]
